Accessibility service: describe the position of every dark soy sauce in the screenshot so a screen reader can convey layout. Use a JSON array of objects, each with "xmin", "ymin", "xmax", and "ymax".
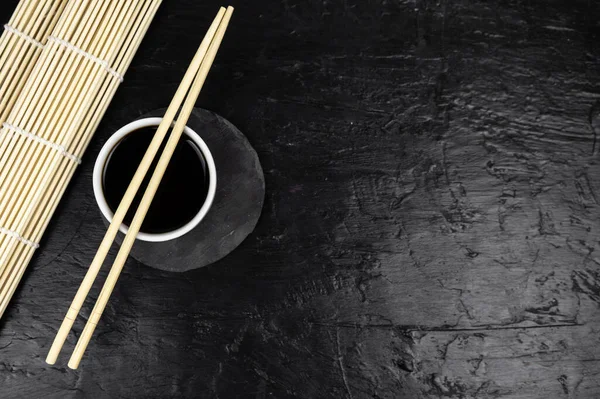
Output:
[{"xmin": 102, "ymin": 126, "xmax": 209, "ymax": 234}]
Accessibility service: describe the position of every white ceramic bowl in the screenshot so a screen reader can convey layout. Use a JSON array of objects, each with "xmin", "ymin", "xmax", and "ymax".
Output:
[{"xmin": 93, "ymin": 117, "xmax": 217, "ymax": 242}]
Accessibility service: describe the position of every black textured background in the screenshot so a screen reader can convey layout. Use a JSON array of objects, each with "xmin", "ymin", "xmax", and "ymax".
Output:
[{"xmin": 1, "ymin": 0, "xmax": 600, "ymax": 398}]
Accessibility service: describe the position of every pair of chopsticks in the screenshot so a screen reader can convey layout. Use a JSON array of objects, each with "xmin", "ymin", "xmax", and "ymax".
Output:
[{"xmin": 46, "ymin": 6, "xmax": 234, "ymax": 369}]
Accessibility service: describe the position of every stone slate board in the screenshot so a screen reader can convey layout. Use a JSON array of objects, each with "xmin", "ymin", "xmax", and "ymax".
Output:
[{"xmin": 109, "ymin": 107, "xmax": 265, "ymax": 272}]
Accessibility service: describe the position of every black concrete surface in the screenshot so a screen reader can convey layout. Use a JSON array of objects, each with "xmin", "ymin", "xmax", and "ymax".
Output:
[{"xmin": 1, "ymin": 0, "xmax": 600, "ymax": 398}]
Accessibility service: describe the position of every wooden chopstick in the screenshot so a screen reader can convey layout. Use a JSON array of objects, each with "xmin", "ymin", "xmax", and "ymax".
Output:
[
  {"xmin": 46, "ymin": 7, "xmax": 233, "ymax": 368},
  {"xmin": 67, "ymin": 6, "xmax": 234, "ymax": 369},
  {"xmin": 45, "ymin": 6, "xmax": 232, "ymax": 366}
]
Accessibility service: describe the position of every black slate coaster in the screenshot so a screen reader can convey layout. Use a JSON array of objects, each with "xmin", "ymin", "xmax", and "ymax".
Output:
[{"xmin": 112, "ymin": 108, "xmax": 265, "ymax": 272}]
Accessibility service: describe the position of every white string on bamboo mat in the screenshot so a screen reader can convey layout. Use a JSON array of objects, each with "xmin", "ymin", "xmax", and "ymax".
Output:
[
  {"xmin": 3, "ymin": 24, "xmax": 45, "ymax": 49},
  {"xmin": 2, "ymin": 122, "xmax": 82, "ymax": 164},
  {"xmin": 47, "ymin": 36, "xmax": 124, "ymax": 82},
  {"xmin": 0, "ymin": 227, "xmax": 39, "ymax": 249}
]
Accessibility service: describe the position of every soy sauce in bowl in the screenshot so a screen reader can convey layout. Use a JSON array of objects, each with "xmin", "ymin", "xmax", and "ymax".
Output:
[{"xmin": 102, "ymin": 126, "xmax": 209, "ymax": 234}]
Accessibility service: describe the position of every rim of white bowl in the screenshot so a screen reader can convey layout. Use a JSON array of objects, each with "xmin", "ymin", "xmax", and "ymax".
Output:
[{"xmin": 92, "ymin": 117, "xmax": 217, "ymax": 242}]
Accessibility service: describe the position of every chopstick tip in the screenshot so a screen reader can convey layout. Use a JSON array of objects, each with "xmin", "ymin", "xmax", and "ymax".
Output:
[{"xmin": 67, "ymin": 358, "xmax": 80, "ymax": 370}]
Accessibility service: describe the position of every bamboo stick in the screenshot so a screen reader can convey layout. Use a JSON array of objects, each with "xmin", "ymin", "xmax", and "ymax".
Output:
[
  {"xmin": 68, "ymin": 5, "xmax": 234, "ymax": 370},
  {"xmin": 46, "ymin": 5, "xmax": 228, "ymax": 365}
]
